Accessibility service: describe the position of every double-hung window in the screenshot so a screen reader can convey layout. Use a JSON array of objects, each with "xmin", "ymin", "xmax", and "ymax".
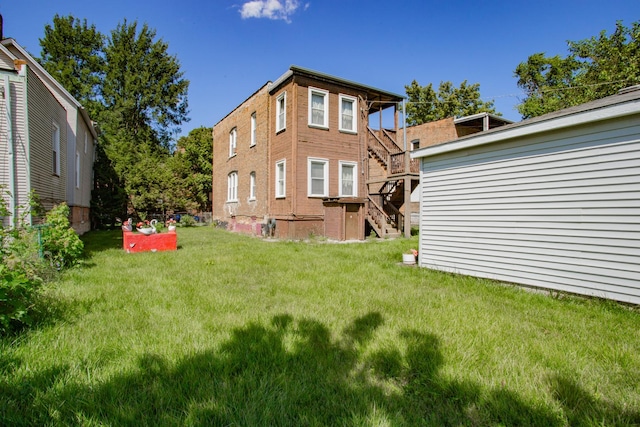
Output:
[
  {"xmin": 249, "ymin": 171, "xmax": 256, "ymax": 200},
  {"xmin": 250, "ymin": 112, "xmax": 257, "ymax": 147},
  {"xmin": 227, "ymin": 172, "xmax": 238, "ymax": 202},
  {"xmin": 308, "ymin": 158, "xmax": 328, "ymax": 197},
  {"xmin": 276, "ymin": 92, "xmax": 286, "ymax": 132},
  {"xmin": 52, "ymin": 121, "xmax": 60, "ymax": 176},
  {"xmin": 309, "ymin": 87, "xmax": 329, "ymax": 128},
  {"xmin": 339, "ymin": 94, "xmax": 357, "ymax": 133},
  {"xmin": 339, "ymin": 161, "xmax": 357, "ymax": 197},
  {"xmin": 275, "ymin": 160, "xmax": 286, "ymax": 198},
  {"xmin": 75, "ymin": 151, "xmax": 81, "ymax": 188},
  {"xmin": 229, "ymin": 127, "xmax": 237, "ymax": 157}
]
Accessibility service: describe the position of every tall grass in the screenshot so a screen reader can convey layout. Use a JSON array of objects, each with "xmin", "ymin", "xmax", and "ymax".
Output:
[{"xmin": 1, "ymin": 227, "xmax": 639, "ymax": 426}]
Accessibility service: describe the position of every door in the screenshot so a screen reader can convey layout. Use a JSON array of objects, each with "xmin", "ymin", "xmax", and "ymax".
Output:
[{"xmin": 345, "ymin": 204, "xmax": 359, "ymax": 240}]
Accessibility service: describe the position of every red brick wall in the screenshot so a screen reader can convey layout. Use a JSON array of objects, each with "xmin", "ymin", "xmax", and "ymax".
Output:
[{"xmin": 212, "ymin": 84, "xmax": 271, "ymax": 231}]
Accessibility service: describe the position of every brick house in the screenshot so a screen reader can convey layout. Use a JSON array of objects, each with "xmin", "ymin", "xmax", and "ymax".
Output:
[{"xmin": 212, "ymin": 66, "xmax": 415, "ymax": 240}]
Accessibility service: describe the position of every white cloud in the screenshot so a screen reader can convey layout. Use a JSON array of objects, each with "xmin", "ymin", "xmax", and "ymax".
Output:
[{"xmin": 239, "ymin": 0, "xmax": 305, "ymax": 23}]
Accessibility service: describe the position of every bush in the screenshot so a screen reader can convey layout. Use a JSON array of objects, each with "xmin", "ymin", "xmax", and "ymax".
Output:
[
  {"xmin": 179, "ymin": 215, "xmax": 197, "ymax": 227},
  {"xmin": 41, "ymin": 203, "xmax": 84, "ymax": 270},
  {"xmin": 0, "ymin": 190, "xmax": 83, "ymax": 334},
  {"xmin": 0, "ymin": 265, "xmax": 41, "ymax": 334}
]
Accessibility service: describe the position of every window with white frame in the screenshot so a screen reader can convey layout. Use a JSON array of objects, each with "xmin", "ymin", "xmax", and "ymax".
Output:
[
  {"xmin": 411, "ymin": 139, "xmax": 420, "ymax": 151},
  {"xmin": 227, "ymin": 172, "xmax": 238, "ymax": 202},
  {"xmin": 275, "ymin": 160, "xmax": 286, "ymax": 198},
  {"xmin": 339, "ymin": 94, "xmax": 357, "ymax": 133},
  {"xmin": 339, "ymin": 161, "xmax": 357, "ymax": 197},
  {"xmin": 229, "ymin": 127, "xmax": 237, "ymax": 157},
  {"xmin": 52, "ymin": 121, "xmax": 60, "ymax": 175},
  {"xmin": 75, "ymin": 151, "xmax": 81, "ymax": 188},
  {"xmin": 276, "ymin": 92, "xmax": 286, "ymax": 132},
  {"xmin": 249, "ymin": 171, "xmax": 256, "ymax": 200},
  {"xmin": 308, "ymin": 158, "xmax": 328, "ymax": 197},
  {"xmin": 250, "ymin": 112, "xmax": 257, "ymax": 147},
  {"xmin": 309, "ymin": 87, "xmax": 329, "ymax": 128}
]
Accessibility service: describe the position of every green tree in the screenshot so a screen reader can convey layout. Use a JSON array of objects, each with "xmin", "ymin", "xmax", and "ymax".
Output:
[
  {"xmin": 38, "ymin": 14, "xmax": 105, "ymax": 117},
  {"xmin": 515, "ymin": 20, "xmax": 640, "ymax": 119},
  {"xmin": 99, "ymin": 20, "xmax": 190, "ymax": 213},
  {"xmin": 167, "ymin": 127, "xmax": 213, "ymax": 212},
  {"xmin": 405, "ymin": 80, "xmax": 497, "ymax": 126}
]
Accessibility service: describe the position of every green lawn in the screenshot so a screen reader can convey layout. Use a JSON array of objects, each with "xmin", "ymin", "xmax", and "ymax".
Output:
[{"xmin": 1, "ymin": 227, "xmax": 639, "ymax": 426}]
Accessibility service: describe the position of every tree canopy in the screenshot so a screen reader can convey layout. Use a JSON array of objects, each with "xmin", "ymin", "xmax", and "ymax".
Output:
[
  {"xmin": 404, "ymin": 80, "xmax": 498, "ymax": 126},
  {"xmin": 39, "ymin": 14, "xmax": 105, "ymax": 117},
  {"xmin": 38, "ymin": 15, "xmax": 193, "ymax": 221},
  {"xmin": 514, "ymin": 20, "xmax": 640, "ymax": 118}
]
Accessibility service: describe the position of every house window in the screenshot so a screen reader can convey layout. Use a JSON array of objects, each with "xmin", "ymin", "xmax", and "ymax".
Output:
[
  {"xmin": 52, "ymin": 121, "xmax": 60, "ymax": 176},
  {"xmin": 308, "ymin": 158, "xmax": 328, "ymax": 197},
  {"xmin": 249, "ymin": 171, "xmax": 256, "ymax": 200},
  {"xmin": 275, "ymin": 159, "xmax": 286, "ymax": 198},
  {"xmin": 411, "ymin": 139, "xmax": 420, "ymax": 151},
  {"xmin": 339, "ymin": 161, "xmax": 357, "ymax": 197},
  {"xmin": 250, "ymin": 112, "xmax": 257, "ymax": 147},
  {"xmin": 227, "ymin": 172, "xmax": 238, "ymax": 202},
  {"xmin": 339, "ymin": 95, "xmax": 357, "ymax": 133},
  {"xmin": 276, "ymin": 92, "xmax": 286, "ymax": 132},
  {"xmin": 309, "ymin": 87, "xmax": 329, "ymax": 128},
  {"xmin": 75, "ymin": 151, "xmax": 81, "ymax": 189},
  {"xmin": 229, "ymin": 127, "xmax": 237, "ymax": 157}
]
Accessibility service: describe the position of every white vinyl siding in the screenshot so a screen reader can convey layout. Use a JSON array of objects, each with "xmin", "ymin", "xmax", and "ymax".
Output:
[
  {"xmin": 275, "ymin": 159, "xmax": 286, "ymax": 198},
  {"xmin": 339, "ymin": 94, "xmax": 357, "ymax": 133},
  {"xmin": 308, "ymin": 87, "xmax": 328, "ymax": 128},
  {"xmin": 418, "ymin": 115, "xmax": 640, "ymax": 305},
  {"xmin": 276, "ymin": 92, "xmax": 286, "ymax": 132},
  {"xmin": 308, "ymin": 158, "xmax": 328, "ymax": 197}
]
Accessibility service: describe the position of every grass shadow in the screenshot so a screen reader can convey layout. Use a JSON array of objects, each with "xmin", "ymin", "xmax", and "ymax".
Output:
[
  {"xmin": 2, "ymin": 313, "xmax": 579, "ymax": 425},
  {"xmin": 80, "ymin": 229, "xmax": 123, "ymax": 259},
  {"xmin": 548, "ymin": 373, "xmax": 640, "ymax": 425}
]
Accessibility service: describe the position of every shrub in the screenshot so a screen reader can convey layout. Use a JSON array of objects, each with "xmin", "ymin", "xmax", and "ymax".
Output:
[
  {"xmin": 40, "ymin": 203, "xmax": 84, "ymax": 269},
  {"xmin": 179, "ymin": 215, "xmax": 196, "ymax": 227},
  {"xmin": 0, "ymin": 191, "xmax": 83, "ymax": 334},
  {"xmin": 0, "ymin": 265, "xmax": 41, "ymax": 334}
]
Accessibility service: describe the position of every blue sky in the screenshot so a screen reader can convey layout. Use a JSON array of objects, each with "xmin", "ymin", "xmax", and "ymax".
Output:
[{"xmin": 1, "ymin": 1, "xmax": 639, "ymax": 138}]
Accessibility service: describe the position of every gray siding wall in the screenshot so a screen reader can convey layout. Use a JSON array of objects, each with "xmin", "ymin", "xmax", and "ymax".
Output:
[
  {"xmin": 0, "ymin": 50, "xmax": 14, "ymax": 70},
  {"xmin": 0, "ymin": 73, "xmax": 29, "ymax": 225},
  {"xmin": 26, "ymin": 66, "xmax": 67, "ymax": 211},
  {"xmin": 418, "ymin": 115, "xmax": 640, "ymax": 305}
]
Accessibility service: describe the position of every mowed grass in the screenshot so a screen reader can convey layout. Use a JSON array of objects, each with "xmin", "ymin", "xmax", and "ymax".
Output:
[{"xmin": 1, "ymin": 227, "xmax": 639, "ymax": 426}]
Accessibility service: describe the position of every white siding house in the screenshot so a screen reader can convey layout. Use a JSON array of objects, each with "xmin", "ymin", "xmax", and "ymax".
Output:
[
  {"xmin": 411, "ymin": 86, "xmax": 640, "ymax": 305},
  {"xmin": 0, "ymin": 38, "xmax": 96, "ymax": 234}
]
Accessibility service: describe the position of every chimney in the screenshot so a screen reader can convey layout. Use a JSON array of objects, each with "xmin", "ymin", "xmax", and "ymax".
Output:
[{"xmin": 0, "ymin": 14, "xmax": 3, "ymax": 40}]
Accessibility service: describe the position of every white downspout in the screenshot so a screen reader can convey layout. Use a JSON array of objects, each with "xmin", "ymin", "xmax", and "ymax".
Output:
[{"xmin": 3, "ymin": 75, "xmax": 16, "ymax": 226}]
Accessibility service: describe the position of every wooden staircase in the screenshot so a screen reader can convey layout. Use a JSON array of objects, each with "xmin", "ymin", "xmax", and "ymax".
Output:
[{"xmin": 365, "ymin": 127, "xmax": 419, "ymax": 238}]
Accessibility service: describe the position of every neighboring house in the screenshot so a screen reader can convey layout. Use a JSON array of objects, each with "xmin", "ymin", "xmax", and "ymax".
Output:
[
  {"xmin": 397, "ymin": 113, "xmax": 513, "ymax": 224},
  {"xmin": 0, "ymin": 38, "xmax": 97, "ymax": 234},
  {"xmin": 411, "ymin": 86, "xmax": 640, "ymax": 305},
  {"xmin": 213, "ymin": 66, "xmax": 413, "ymax": 240}
]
